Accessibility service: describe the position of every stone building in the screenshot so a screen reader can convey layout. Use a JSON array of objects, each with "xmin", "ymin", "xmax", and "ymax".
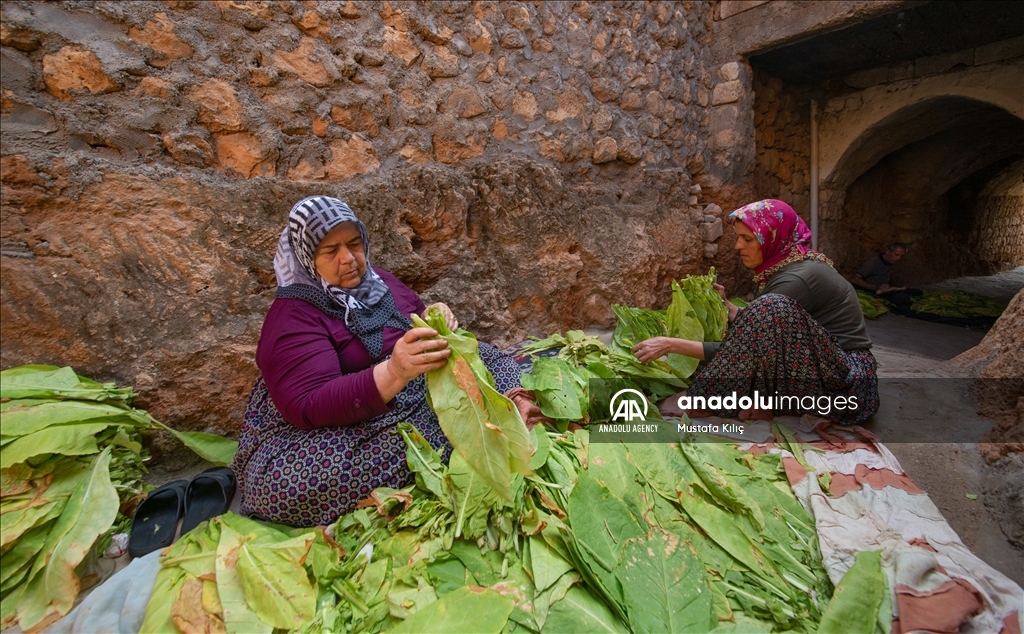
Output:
[{"xmin": 1, "ymin": 0, "xmax": 1021, "ymax": 433}]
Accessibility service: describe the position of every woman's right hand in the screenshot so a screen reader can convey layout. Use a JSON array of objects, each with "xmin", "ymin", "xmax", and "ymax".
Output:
[
  {"xmin": 387, "ymin": 327, "xmax": 451, "ymax": 383},
  {"xmin": 632, "ymin": 336, "xmax": 706, "ymax": 362},
  {"xmin": 374, "ymin": 328, "xmax": 450, "ymax": 403}
]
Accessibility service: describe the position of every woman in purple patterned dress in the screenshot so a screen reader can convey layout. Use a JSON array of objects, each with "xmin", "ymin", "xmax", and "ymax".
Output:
[
  {"xmin": 632, "ymin": 199, "xmax": 879, "ymax": 425},
  {"xmin": 231, "ymin": 196, "xmax": 524, "ymax": 527}
]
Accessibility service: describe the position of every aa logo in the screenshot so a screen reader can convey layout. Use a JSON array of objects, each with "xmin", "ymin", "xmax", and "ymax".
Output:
[{"xmin": 610, "ymin": 388, "xmax": 648, "ymax": 422}]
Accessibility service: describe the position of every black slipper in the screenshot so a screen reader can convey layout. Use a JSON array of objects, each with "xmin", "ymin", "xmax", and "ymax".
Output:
[
  {"xmin": 128, "ymin": 479, "xmax": 188, "ymax": 558},
  {"xmin": 180, "ymin": 467, "xmax": 237, "ymax": 535}
]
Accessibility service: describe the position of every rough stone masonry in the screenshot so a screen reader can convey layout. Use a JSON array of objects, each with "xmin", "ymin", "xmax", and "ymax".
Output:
[{"xmin": 0, "ymin": 1, "xmax": 757, "ymax": 436}]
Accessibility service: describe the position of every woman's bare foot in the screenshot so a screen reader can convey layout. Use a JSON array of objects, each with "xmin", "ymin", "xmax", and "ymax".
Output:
[{"xmin": 738, "ymin": 408, "xmax": 773, "ymax": 421}]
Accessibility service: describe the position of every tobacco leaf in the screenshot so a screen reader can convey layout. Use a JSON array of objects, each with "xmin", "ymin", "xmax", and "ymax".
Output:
[
  {"xmin": 566, "ymin": 472, "xmax": 645, "ymax": 614},
  {"xmin": 16, "ymin": 448, "xmax": 119, "ymax": 632},
  {"xmin": 527, "ymin": 534, "xmax": 573, "ymax": 594},
  {"xmin": 617, "ymin": 529, "xmax": 714, "ymax": 634},
  {"xmin": 398, "ymin": 424, "xmax": 450, "ymax": 503},
  {"xmin": 0, "ymin": 401, "xmax": 148, "ymax": 437},
  {"xmin": 543, "ymin": 584, "xmax": 629, "ymax": 633},
  {"xmin": 386, "ymin": 579, "xmax": 438, "ymax": 619},
  {"xmin": 215, "ymin": 524, "xmax": 273, "ymax": 634},
  {"xmin": 389, "ymin": 585, "xmax": 513, "ymax": 634},
  {"xmin": 1, "ymin": 423, "xmax": 110, "ymax": 469},
  {"xmin": 519, "ymin": 357, "xmax": 587, "ymax": 421},
  {"xmin": 817, "ymin": 550, "xmax": 885, "ymax": 634},
  {"xmin": 0, "ymin": 366, "xmax": 133, "ymax": 403},
  {"xmin": 173, "ymin": 576, "xmax": 226, "ymax": 634},
  {"xmin": 149, "ymin": 420, "xmax": 238, "ymax": 467},
  {"xmin": 413, "ymin": 311, "xmax": 531, "ymax": 503},
  {"xmin": 235, "ymin": 533, "xmax": 317, "ymax": 630},
  {"xmin": 531, "ymin": 570, "xmax": 579, "ymax": 630}
]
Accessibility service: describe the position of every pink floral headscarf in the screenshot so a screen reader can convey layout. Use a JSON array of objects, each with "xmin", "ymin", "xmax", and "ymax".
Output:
[{"xmin": 728, "ymin": 199, "xmax": 834, "ymax": 290}]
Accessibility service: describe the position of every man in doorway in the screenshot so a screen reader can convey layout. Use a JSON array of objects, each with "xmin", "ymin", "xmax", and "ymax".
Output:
[{"xmin": 851, "ymin": 242, "xmax": 922, "ymax": 309}]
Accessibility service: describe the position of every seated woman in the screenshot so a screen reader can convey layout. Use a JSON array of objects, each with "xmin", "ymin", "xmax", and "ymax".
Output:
[
  {"xmin": 632, "ymin": 199, "xmax": 878, "ymax": 425},
  {"xmin": 232, "ymin": 196, "xmax": 524, "ymax": 527}
]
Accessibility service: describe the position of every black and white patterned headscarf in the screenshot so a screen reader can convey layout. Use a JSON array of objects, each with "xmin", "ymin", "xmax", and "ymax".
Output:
[{"xmin": 273, "ymin": 196, "xmax": 410, "ymax": 359}]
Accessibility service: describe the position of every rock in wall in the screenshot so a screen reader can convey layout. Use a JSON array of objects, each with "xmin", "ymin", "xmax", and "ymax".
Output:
[{"xmin": 1, "ymin": 1, "xmax": 745, "ymax": 435}]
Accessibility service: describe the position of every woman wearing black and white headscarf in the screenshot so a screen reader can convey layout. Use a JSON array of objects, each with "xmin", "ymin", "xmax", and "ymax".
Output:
[{"xmin": 231, "ymin": 196, "xmax": 525, "ymax": 527}]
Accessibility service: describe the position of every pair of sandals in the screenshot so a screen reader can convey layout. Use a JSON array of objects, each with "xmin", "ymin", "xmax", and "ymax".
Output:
[{"xmin": 127, "ymin": 467, "xmax": 237, "ymax": 558}]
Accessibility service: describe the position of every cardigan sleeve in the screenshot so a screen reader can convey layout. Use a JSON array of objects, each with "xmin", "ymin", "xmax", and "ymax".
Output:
[{"xmin": 257, "ymin": 300, "xmax": 392, "ymax": 430}]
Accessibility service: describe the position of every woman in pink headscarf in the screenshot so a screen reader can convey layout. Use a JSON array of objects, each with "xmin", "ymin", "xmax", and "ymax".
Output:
[{"xmin": 633, "ymin": 199, "xmax": 878, "ymax": 424}]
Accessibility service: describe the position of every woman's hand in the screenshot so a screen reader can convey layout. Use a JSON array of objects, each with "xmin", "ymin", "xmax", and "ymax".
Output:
[
  {"xmin": 374, "ymin": 327, "xmax": 450, "ymax": 402},
  {"xmin": 631, "ymin": 337, "xmax": 700, "ymax": 363},
  {"xmin": 426, "ymin": 302, "xmax": 459, "ymax": 331},
  {"xmin": 713, "ymin": 283, "xmax": 740, "ymax": 323}
]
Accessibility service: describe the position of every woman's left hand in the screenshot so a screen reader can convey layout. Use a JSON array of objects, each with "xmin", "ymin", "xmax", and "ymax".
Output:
[{"xmin": 427, "ymin": 303, "xmax": 459, "ymax": 331}]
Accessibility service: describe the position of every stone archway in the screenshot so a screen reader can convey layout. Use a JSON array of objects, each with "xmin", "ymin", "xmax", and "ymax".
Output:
[
  {"xmin": 818, "ymin": 63, "xmax": 1023, "ymax": 195},
  {"xmin": 815, "ymin": 63, "xmax": 1024, "ymax": 283},
  {"xmin": 815, "ymin": 82, "xmax": 1024, "ymax": 282}
]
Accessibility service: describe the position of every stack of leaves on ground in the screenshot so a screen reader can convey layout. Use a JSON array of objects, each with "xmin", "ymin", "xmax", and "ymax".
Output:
[
  {"xmin": 911, "ymin": 290, "xmax": 1007, "ymax": 318},
  {"xmin": 856, "ymin": 290, "xmax": 892, "ymax": 319},
  {"xmin": 521, "ymin": 269, "xmax": 729, "ymax": 425},
  {"xmin": 141, "ymin": 423, "xmax": 841, "ymax": 633},
  {"xmin": 0, "ymin": 365, "xmax": 238, "ymax": 632}
]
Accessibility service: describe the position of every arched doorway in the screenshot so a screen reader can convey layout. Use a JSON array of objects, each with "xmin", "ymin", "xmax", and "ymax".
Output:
[{"xmin": 821, "ymin": 96, "xmax": 1024, "ymax": 284}]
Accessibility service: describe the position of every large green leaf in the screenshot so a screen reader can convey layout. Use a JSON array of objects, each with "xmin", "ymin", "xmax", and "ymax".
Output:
[
  {"xmin": 413, "ymin": 311, "xmax": 530, "ymax": 502},
  {"xmin": 389, "ymin": 585, "xmax": 513, "ymax": 634},
  {"xmin": 624, "ymin": 441, "xmax": 698, "ymax": 503},
  {"xmin": 16, "ymin": 448, "xmax": 119, "ymax": 631},
  {"xmin": 817, "ymin": 550, "xmax": 885, "ymax": 634},
  {"xmin": 618, "ymin": 529, "xmax": 714, "ymax": 634},
  {"xmin": 543, "ymin": 585, "xmax": 629, "ymax": 633},
  {"xmin": 236, "ymin": 533, "xmax": 317, "ymax": 630},
  {"xmin": 0, "ymin": 401, "xmax": 147, "ymax": 437},
  {"xmin": 520, "ymin": 357, "xmax": 587, "ymax": 421},
  {"xmin": 398, "ymin": 423, "xmax": 450, "ymax": 502},
  {"xmin": 566, "ymin": 473, "xmax": 645, "ymax": 612},
  {"xmin": 216, "ymin": 523, "xmax": 273, "ymax": 634},
  {"xmin": 0, "ymin": 522, "xmax": 51, "ymax": 591},
  {"xmin": 528, "ymin": 535, "xmax": 574, "ymax": 594},
  {"xmin": 1, "ymin": 423, "xmax": 111, "ymax": 468},
  {"xmin": 0, "ymin": 366, "xmax": 133, "ymax": 402},
  {"xmin": 150, "ymin": 420, "xmax": 237, "ymax": 467}
]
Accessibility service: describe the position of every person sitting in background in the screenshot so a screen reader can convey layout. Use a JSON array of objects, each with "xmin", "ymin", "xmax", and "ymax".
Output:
[
  {"xmin": 851, "ymin": 243, "xmax": 922, "ymax": 308},
  {"xmin": 632, "ymin": 199, "xmax": 879, "ymax": 425}
]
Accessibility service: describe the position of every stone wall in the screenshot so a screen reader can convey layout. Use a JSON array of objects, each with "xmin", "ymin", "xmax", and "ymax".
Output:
[
  {"xmin": 750, "ymin": 73, "xmax": 810, "ymax": 217},
  {"xmin": 969, "ymin": 195, "xmax": 1024, "ymax": 268},
  {"xmin": 0, "ymin": 1, "xmax": 741, "ymax": 434}
]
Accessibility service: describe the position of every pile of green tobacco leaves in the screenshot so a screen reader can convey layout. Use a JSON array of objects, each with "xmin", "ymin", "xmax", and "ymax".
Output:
[
  {"xmin": 0, "ymin": 365, "xmax": 238, "ymax": 632},
  {"xmin": 911, "ymin": 290, "xmax": 1006, "ymax": 318},
  {"xmin": 856, "ymin": 290, "xmax": 891, "ymax": 319},
  {"xmin": 142, "ymin": 423, "xmax": 837, "ymax": 634},
  {"xmin": 134, "ymin": 296, "xmax": 840, "ymax": 634},
  {"xmin": 519, "ymin": 269, "xmax": 730, "ymax": 425}
]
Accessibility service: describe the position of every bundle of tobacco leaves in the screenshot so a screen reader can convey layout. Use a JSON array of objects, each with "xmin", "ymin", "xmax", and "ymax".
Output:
[
  {"xmin": 678, "ymin": 267, "xmax": 729, "ymax": 342},
  {"xmin": 412, "ymin": 307, "xmax": 533, "ymax": 502},
  {"xmin": 520, "ymin": 269, "xmax": 731, "ymax": 425},
  {"xmin": 856, "ymin": 290, "xmax": 891, "ymax": 319},
  {"xmin": 144, "ymin": 423, "xmax": 834, "ymax": 633},
  {"xmin": 0, "ymin": 365, "xmax": 238, "ymax": 632},
  {"xmin": 910, "ymin": 290, "xmax": 1006, "ymax": 318}
]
